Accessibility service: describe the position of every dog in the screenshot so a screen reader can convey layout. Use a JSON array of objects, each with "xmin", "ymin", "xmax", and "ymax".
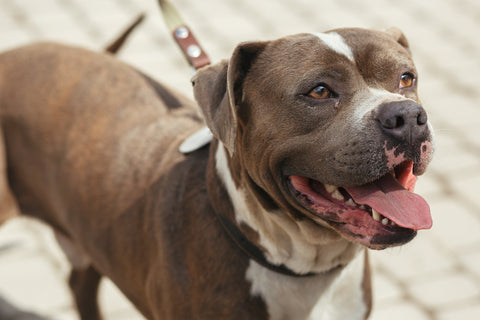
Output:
[{"xmin": 0, "ymin": 25, "xmax": 434, "ymax": 320}]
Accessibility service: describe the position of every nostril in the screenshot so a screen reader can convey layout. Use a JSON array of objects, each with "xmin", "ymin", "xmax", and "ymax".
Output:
[
  {"xmin": 380, "ymin": 116, "xmax": 405, "ymax": 129},
  {"xmin": 395, "ymin": 116, "xmax": 405, "ymax": 129},
  {"xmin": 417, "ymin": 110, "xmax": 428, "ymax": 126},
  {"xmin": 383, "ymin": 115, "xmax": 405, "ymax": 129}
]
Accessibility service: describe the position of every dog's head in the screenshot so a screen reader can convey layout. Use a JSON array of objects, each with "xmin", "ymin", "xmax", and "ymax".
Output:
[{"xmin": 193, "ymin": 28, "xmax": 434, "ymax": 250}]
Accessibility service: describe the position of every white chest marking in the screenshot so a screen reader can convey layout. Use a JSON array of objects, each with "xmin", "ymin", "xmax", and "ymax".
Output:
[
  {"xmin": 247, "ymin": 251, "xmax": 368, "ymax": 320},
  {"xmin": 310, "ymin": 250, "xmax": 368, "ymax": 320},
  {"xmin": 215, "ymin": 143, "xmax": 367, "ymax": 319},
  {"xmin": 215, "ymin": 144, "xmax": 359, "ymax": 274},
  {"xmin": 314, "ymin": 32, "xmax": 355, "ymax": 62}
]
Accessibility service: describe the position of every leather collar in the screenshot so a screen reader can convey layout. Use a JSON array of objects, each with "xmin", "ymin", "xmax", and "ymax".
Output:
[{"xmin": 216, "ymin": 214, "xmax": 317, "ymax": 277}]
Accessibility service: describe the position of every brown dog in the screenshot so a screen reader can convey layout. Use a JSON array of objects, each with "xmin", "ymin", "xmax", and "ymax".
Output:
[{"xmin": 0, "ymin": 27, "xmax": 433, "ymax": 320}]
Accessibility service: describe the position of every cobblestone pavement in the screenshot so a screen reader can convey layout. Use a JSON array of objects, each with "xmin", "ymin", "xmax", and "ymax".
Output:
[{"xmin": 0, "ymin": 0, "xmax": 479, "ymax": 319}]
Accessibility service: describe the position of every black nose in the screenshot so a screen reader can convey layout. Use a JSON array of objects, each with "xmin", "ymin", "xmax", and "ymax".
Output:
[{"xmin": 376, "ymin": 100, "xmax": 428, "ymax": 143}]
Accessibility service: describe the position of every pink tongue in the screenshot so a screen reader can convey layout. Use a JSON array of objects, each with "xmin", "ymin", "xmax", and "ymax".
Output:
[{"xmin": 345, "ymin": 174, "xmax": 432, "ymax": 230}]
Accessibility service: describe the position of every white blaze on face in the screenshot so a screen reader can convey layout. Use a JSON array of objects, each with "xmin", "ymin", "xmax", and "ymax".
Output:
[
  {"xmin": 314, "ymin": 32, "xmax": 355, "ymax": 62},
  {"xmin": 351, "ymin": 88, "xmax": 406, "ymax": 122}
]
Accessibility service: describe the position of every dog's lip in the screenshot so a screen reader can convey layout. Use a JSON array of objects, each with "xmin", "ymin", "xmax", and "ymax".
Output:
[
  {"xmin": 285, "ymin": 161, "xmax": 431, "ymax": 248},
  {"xmin": 286, "ymin": 176, "xmax": 413, "ymax": 248},
  {"xmin": 286, "ymin": 175, "xmax": 398, "ymax": 226},
  {"xmin": 326, "ymin": 220, "xmax": 417, "ymax": 250}
]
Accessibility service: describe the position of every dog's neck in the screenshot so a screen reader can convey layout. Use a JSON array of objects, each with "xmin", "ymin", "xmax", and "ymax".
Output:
[{"xmin": 210, "ymin": 140, "xmax": 361, "ymax": 275}]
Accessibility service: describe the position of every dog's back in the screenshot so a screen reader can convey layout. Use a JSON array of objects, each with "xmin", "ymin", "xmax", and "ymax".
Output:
[
  {"xmin": 0, "ymin": 42, "xmax": 209, "ymax": 318},
  {"xmin": 0, "ymin": 42, "xmax": 201, "ymax": 221}
]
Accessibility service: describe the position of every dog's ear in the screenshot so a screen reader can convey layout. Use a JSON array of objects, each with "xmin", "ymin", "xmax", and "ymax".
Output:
[
  {"xmin": 385, "ymin": 27, "xmax": 410, "ymax": 50},
  {"xmin": 192, "ymin": 42, "xmax": 267, "ymax": 155}
]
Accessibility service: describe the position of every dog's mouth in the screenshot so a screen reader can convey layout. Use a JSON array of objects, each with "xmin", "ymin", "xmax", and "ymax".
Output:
[{"xmin": 287, "ymin": 160, "xmax": 432, "ymax": 249}]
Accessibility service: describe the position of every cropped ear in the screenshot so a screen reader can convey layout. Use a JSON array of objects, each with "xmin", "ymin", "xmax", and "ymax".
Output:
[
  {"xmin": 385, "ymin": 27, "xmax": 410, "ymax": 51},
  {"xmin": 192, "ymin": 41, "xmax": 267, "ymax": 155}
]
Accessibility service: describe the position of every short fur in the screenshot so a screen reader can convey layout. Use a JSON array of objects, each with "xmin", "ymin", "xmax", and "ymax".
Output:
[{"xmin": 0, "ymin": 27, "xmax": 433, "ymax": 319}]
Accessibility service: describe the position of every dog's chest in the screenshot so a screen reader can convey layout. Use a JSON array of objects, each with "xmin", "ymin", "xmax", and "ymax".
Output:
[{"xmin": 246, "ymin": 250, "xmax": 368, "ymax": 320}]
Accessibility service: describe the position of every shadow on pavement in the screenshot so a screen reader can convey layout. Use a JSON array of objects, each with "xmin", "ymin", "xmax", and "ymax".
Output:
[{"xmin": 0, "ymin": 294, "xmax": 51, "ymax": 320}]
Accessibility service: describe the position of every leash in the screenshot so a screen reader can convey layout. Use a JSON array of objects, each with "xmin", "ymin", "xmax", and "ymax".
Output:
[
  {"xmin": 156, "ymin": 0, "xmax": 315, "ymax": 278},
  {"xmin": 157, "ymin": 0, "xmax": 210, "ymax": 70}
]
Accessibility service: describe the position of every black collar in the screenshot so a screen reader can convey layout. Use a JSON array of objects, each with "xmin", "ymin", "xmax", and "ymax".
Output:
[{"xmin": 216, "ymin": 214, "xmax": 317, "ymax": 277}]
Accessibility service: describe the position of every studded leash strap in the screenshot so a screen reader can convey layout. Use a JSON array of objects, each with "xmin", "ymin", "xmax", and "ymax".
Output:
[{"xmin": 157, "ymin": 0, "xmax": 211, "ymax": 70}]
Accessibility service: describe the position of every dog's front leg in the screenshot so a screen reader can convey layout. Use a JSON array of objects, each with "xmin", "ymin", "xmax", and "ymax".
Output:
[
  {"xmin": 69, "ymin": 266, "xmax": 103, "ymax": 320},
  {"xmin": 55, "ymin": 232, "xmax": 103, "ymax": 320}
]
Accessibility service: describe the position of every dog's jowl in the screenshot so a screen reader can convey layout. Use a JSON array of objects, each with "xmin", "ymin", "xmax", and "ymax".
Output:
[{"xmin": 0, "ymin": 27, "xmax": 433, "ymax": 319}]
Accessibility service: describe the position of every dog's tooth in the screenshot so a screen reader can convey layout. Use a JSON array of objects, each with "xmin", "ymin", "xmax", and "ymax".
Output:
[
  {"xmin": 382, "ymin": 218, "xmax": 389, "ymax": 226},
  {"xmin": 359, "ymin": 205, "xmax": 367, "ymax": 210},
  {"xmin": 324, "ymin": 184, "xmax": 344, "ymax": 201},
  {"xmin": 331, "ymin": 189, "xmax": 345, "ymax": 201},
  {"xmin": 391, "ymin": 221, "xmax": 396, "ymax": 226},
  {"xmin": 345, "ymin": 199, "xmax": 356, "ymax": 207},
  {"xmin": 324, "ymin": 184, "xmax": 337, "ymax": 193},
  {"xmin": 372, "ymin": 209, "xmax": 381, "ymax": 221}
]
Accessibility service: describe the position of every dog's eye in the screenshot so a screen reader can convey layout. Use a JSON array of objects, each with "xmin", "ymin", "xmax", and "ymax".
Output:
[
  {"xmin": 399, "ymin": 73, "xmax": 415, "ymax": 88},
  {"xmin": 308, "ymin": 85, "xmax": 334, "ymax": 99}
]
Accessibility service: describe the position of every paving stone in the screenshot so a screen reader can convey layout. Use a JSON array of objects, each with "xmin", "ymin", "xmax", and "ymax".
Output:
[
  {"xmin": 0, "ymin": 7, "xmax": 14, "ymax": 27},
  {"xmin": 0, "ymin": 27, "xmax": 34, "ymax": 50},
  {"xmin": 8, "ymin": 0, "xmax": 60, "ymax": 15},
  {"xmin": 100, "ymin": 279, "xmax": 145, "ymax": 319},
  {"xmin": 428, "ymin": 132, "xmax": 480, "ymax": 176},
  {"xmin": 448, "ymin": 174, "xmax": 480, "ymax": 213},
  {"xmin": 428, "ymin": 197, "xmax": 480, "ymax": 251},
  {"xmin": 409, "ymin": 273, "xmax": 480, "ymax": 309},
  {"xmin": 415, "ymin": 182, "xmax": 443, "ymax": 203},
  {"xmin": 30, "ymin": 14, "xmax": 96, "ymax": 48},
  {"xmin": 458, "ymin": 245, "xmax": 480, "ymax": 279},
  {"xmin": 438, "ymin": 303, "xmax": 480, "ymax": 320},
  {"xmin": 371, "ymin": 272, "xmax": 402, "ymax": 304},
  {"xmin": 371, "ymin": 232, "xmax": 455, "ymax": 281},
  {"xmin": 0, "ymin": 252, "xmax": 72, "ymax": 316},
  {"xmin": 369, "ymin": 300, "xmax": 430, "ymax": 320}
]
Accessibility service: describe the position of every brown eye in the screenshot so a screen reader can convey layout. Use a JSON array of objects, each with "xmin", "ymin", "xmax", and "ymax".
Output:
[
  {"xmin": 399, "ymin": 73, "xmax": 415, "ymax": 88},
  {"xmin": 308, "ymin": 85, "xmax": 333, "ymax": 99}
]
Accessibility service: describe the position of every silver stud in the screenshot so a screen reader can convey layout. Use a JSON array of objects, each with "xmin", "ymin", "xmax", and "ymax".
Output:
[
  {"xmin": 175, "ymin": 27, "xmax": 189, "ymax": 39},
  {"xmin": 187, "ymin": 45, "xmax": 201, "ymax": 58}
]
